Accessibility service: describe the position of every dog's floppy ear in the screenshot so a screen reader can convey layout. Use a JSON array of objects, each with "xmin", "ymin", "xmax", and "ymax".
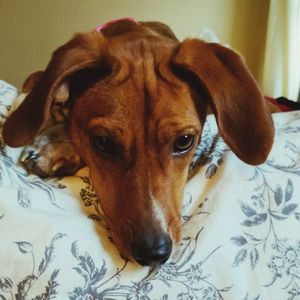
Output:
[
  {"xmin": 3, "ymin": 31, "xmax": 106, "ymax": 147},
  {"xmin": 172, "ymin": 39, "xmax": 274, "ymax": 165},
  {"xmin": 22, "ymin": 71, "xmax": 44, "ymax": 93}
]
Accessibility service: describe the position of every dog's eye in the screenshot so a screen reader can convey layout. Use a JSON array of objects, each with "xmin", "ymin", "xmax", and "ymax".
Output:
[
  {"xmin": 91, "ymin": 136, "xmax": 116, "ymax": 155},
  {"xmin": 173, "ymin": 134, "xmax": 195, "ymax": 155}
]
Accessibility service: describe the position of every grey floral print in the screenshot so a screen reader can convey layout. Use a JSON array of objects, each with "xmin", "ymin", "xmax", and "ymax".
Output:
[{"xmin": 1, "ymin": 80, "xmax": 300, "ymax": 299}]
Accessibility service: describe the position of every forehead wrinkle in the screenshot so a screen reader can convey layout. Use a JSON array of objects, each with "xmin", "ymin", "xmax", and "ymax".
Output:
[
  {"xmin": 129, "ymin": 40, "xmax": 159, "ymax": 145},
  {"xmin": 139, "ymin": 40, "xmax": 158, "ymax": 117}
]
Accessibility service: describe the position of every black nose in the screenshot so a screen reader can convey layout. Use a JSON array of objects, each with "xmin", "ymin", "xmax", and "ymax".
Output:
[{"xmin": 131, "ymin": 234, "xmax": 172, "ymax": 266}]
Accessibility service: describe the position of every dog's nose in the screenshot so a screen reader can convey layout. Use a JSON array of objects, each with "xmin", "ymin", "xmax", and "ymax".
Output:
[{"xmin": 131, "ymin": 234, "xmax": 172, "ymax": 266}]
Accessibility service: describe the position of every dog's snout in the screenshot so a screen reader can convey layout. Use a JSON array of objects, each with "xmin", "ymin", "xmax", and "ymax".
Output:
[{"xmin": 131, "ymin": 234, "xmax": 172, "ymax": 266}]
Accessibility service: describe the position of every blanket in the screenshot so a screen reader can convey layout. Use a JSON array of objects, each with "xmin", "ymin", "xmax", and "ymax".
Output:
[{"xmin": 0, "ymin": 80, "xmax": 300, "ymax": 300}]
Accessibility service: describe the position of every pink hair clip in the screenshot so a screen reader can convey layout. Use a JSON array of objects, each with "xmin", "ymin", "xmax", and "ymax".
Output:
[{"xmin": 96, "ymin": 17, "xmax": 138, "ymax": 32}]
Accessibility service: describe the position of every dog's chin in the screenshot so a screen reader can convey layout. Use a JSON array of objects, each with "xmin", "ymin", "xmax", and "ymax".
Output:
[{"xmin": 108, "ymin": 229, "xmax": 133, "ymax": 262}]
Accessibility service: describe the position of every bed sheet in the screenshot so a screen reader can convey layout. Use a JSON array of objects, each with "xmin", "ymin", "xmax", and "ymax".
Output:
[{"xmin": 1, "ymin": 80, "xmax": 300, "ymax": 300}]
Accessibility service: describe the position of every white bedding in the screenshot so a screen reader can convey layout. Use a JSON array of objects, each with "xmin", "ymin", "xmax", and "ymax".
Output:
[{"xmin": 0, "ymin": 80, "xmax": 300, "ymax": 300}]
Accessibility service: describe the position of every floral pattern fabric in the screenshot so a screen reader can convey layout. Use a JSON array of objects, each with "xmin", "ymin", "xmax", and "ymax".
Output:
[{"xmin": 0, "ymin": 80, "xmax": 300, "ymax": 300}]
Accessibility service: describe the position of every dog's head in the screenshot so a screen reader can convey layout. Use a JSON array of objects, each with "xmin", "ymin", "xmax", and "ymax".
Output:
[{"xmin": 3, "ymin": 21, "xmax": 274, "ymax": 266}]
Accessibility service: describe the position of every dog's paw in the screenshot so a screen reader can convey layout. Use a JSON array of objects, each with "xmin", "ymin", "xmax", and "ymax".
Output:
[
  {"xmin": 20, "ymin": 146, "xmax": 82, "ymax": 178},
  {"xmin": 20, "ymin": 124, "xmax": 83, "ymax": 178}
]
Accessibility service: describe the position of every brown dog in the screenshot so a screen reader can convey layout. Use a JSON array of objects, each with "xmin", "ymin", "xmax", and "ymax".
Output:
[{"xmin": 2, "ymin": 20, "xmax": 274, "ymax": 266}]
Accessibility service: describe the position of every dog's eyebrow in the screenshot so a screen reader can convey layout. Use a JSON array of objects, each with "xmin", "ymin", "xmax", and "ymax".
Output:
[
  {"xmin": 155, "ymin": 115, "xmax": 201, "ymax": 145},
  {"xmin": 156, "ymin": 113, "xmax": 201, "ymax": 129},
  {"xmin": 87, "ymin": 118, "xmax": 108, "ymax": 128},
  {"xmin": 87, "ymin": 118, "xmax": 124, "ymax": 136}
]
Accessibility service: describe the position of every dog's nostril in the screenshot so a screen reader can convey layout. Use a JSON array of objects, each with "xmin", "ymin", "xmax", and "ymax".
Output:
[{"xmin": 131, "ymin": 234, "xmax": 173, "ymax": 266}]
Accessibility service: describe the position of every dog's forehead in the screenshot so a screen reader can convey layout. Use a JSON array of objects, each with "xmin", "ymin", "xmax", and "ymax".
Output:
[
  {"xmin": 74, "ymin": 70, "xmax": 198, "ymax": 131},
  {"xmin": 74, "ymin": 38, "xmax": 198, "ymax": 126}
]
